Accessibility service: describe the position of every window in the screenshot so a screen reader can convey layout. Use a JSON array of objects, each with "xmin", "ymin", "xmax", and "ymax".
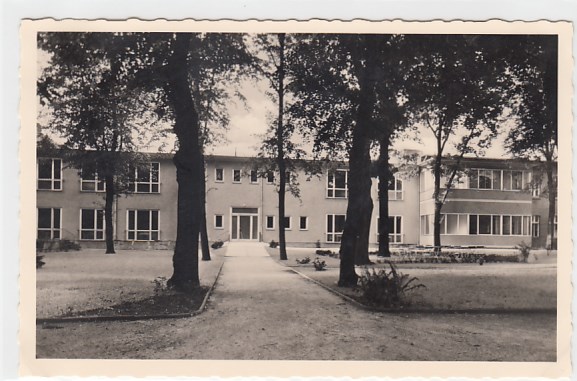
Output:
[
  {"xmin": 377, "ymin": 216, "xmax": 403, "ymax": 243},
  {"xmin": 531, "ymin": 216, "xmax": 540, "ymax": 237},
  {"xmin": 130, "ymin": 163, "xmax": 160, "ymax": 193},
  {"xmin": 250, "ymin": 170, "xmax": 259, "ymax": 184},
  {"xmin": 299, "ymin": 216, "xmax": 308, "ymax": 230},
  {"xmin": 80, "ymin": 209, "xmax": 105, "ymax": 240},
  {"xmin": 214, "ymin": 215, "xmax": 223, "ymax": 229},
  {"xmin": 443, "ymin": 214, "xmax": 468, "ymax": 235},
  {"xmin": 266, "ymin": 216, "xmax": 275, "ymax": 230},
  {"xmin": 327, "ymin": 214, "xmax": 346, "ymax": 242},
  {"xmin": 37, "ymin": 208, "xmax": 61, "ymax": 240},
  {"xmin": 388, "ymin": 176, "xmax": 403, "ymax": 200},
  {"xmin": 215, "ymin": 168, "xmax": 224, "ymax": 182},
  {"xmin": 232, "ymin": 169, "xmax": 241, "ymax": 183},
  {"xmin": 80, "ymin": 164, "xmax": 105, "ymax": 192},
  {"xmin": 266, "ymin": 171, "xmax": 275, "ymax": 184},
  {"xmin": 420, "ymin": 215, "xmax": 433, "ymax": 236},
  {"xmin": 37, "ymin": 158, "xmax": 62, "ymax": 191},
  {"xmin": 503, "ymin": 170, "xmax": 525, "ymax": 191},
  {"xmin": 284, "ymin": 216, "xmax": 292, "ymax": 230},
  {"xmin": 127, "ymin": 210, "xmax": 159, "ymax": 241},
  {"xmin": 469, "ymin": 169, "xmax": 502, "ymax": 190},
  {"xmin": 327, "ymin": 170, "xmax": 348, "ymax": 198}
]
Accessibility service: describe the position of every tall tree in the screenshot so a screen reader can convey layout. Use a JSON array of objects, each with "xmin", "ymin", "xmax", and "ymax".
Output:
[
  {"xmin": 405, "ymin": 35, "xmax": 508, "ymax": 254},
  {"xmin": 38, "ymin": 32, "xmax": 165, "ymax": 254},
  {"xmin": 505, "ymin": 36, "xmax": 558, "ymax": 249}
]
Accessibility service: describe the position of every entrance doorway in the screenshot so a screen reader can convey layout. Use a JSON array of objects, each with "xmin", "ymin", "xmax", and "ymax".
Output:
[{"xmin": 231, "ymin": 207, "xmax": 259, "ymax": 241}]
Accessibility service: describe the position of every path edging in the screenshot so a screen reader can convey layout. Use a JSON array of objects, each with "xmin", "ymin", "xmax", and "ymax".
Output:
[{"xmin": 37, "ymin": 261, "xmax": 225, "ymax": 324}]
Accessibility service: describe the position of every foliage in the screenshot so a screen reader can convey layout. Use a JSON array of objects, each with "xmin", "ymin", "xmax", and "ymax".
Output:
[
  {"xmin": 295, "ymin": 256, "xmax": 311, "ymax": 264},
  {"xmin": 315, "ymin": 240, "xmax": 321, "ymax": 249},
  {"xmin": 313, "ymin": 258, "xmax": 327, "ymax": 271},
  {"xmin": 356, "ymin": 263, "xmax": 425, "ymax": 308},
  {"xmin": 36, "ymin": 255, "xmax": 46, "ymax": 269},
  {"xmin": 59, "ymin": 239, "xmax": 82, "ymax": 252},
  {"xmin": 152, "ymin": 276, "xmax": 168, "ymax": 295},
  {"xmin": 210, "ymin": 240, "xmax": 224, "ymax": 250},
  {"xmin": 269, "ymin": 240, "xmax": 279, "ymax": 248},
  {"xmin": 516, "ymin": 242, "xmax": 532, "ymax": 263}
]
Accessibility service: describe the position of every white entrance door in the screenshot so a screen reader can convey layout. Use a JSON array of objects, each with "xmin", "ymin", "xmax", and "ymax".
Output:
[{"xmin": 231, "ymin": 207, "xmax": 259, "ymax": 241}]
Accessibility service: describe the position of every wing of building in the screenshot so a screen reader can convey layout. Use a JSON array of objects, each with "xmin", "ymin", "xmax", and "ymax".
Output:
[{"xmin": 36, "ymin": 151, "xmax": 557, "ymax": 250}]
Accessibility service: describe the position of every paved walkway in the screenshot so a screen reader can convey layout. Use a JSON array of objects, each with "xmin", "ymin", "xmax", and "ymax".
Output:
[{"xmin": 36, "ymin": 242, "xmax": 557, "ymax": 361}]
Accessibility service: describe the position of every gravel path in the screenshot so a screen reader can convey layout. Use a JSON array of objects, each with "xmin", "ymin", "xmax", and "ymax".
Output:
[{"xmin": 37, "ymin": 242, "xmax": 556, "ymax": 361}]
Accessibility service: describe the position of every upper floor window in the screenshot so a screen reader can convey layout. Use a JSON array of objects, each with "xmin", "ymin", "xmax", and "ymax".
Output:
[
  {"xmin": 468, "ymin": 168, "xmax": 531, "ymax": 191},
  {"xmin": 80, "ymin": 164, "xmax": 105, "ymax": 192},
  {"xmin": 250, "ymin": 170, "xmax": 259, "ymax": 184},
  {"xmin": 266, "ymin": 171, "xmax": 275, "ymax": 184},
  {"xmin": 37, "ymin": 158, "xmax": 62, "ymax": 191},
  {"xmin": 233, "ymin": 169, "xmax": 242, "ymax": 183},
  {"xmin": 215, "ymin": 168, "xmax": 224, "ymax": 182},
  {"xmin": 37, "ymin": 208, "xmax": 61, "ymax": 240},
  {"xmin": 327, "ymin": 169, "xmax": 348, "ymax": 198},
  {"xmin": 130, "ymin": 162, "xmax": 160, "ymax": 193},
  {"xmin": 388, "ymin": 176, "xmax": 403, "ymax": 200}
]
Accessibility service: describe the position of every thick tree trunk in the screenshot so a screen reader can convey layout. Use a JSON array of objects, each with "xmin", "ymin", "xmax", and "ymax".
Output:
[
  {"xmin": 276, "ymin": 33, "xmax": 288, "ymax": 261},
  {"xmin": 546, "ymin": 156, "xmax": 557, "ymax": 250},
  {"xmin": 200, "ymin": 158, "xmax": 211, "ymax": 261},
  {"xmin": 354, "ymin": 207, "xmax": 373, "ymax": 265},
  {"xmin": 104, "ymin": 175, "xmax": 116, "ymax": 254},
  {"xmin": 377, "ymin": 136, "xmax": 391, "ymax": 257},
  {"xmin": 165, "ymin": 33, "xmax": 202, "ymax": 291},
  {"xmin": 433, "ymin": 144, "xmax": 443, "ymax": 255}
]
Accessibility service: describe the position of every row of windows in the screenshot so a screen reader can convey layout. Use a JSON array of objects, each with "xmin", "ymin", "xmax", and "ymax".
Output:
[
  {"xmin": 38, "ymin": 159, "xmax": 161, "ymax": 194},
  {"xmin": 420, "ymin": 213, "xmax": 556, "ymax": 238},
  {"xmin": 37, "ymin": 208, "xmax": 160, "ymax": 241},
  {"xmin": 326, "ymin": 169, "xmax": 404, "ymax": 200},
  {"xmin": 214, "ymin": 168, "xmax": 277, "ymax": 184}
]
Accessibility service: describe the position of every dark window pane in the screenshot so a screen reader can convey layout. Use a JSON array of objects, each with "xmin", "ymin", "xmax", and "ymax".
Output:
[
  {"xmin": 151, "ymin": 184, "xmax": 159, "ymax": 193},
  {"xmin": 137, "ymin": 232, "xmax": 149, "ymax": 240},
  {"xmin": 53, "ymin": 230, "xmax": 60, "ymax": 239},
  {"xmin": 137, "ymin": 183, "xmax": 150, "ymax": 193},
  {"xmin": 284, "ymin": 217, "xmax": 291, "ymax": 229},
  {"xmin": 151, "ymin": 232, "xmax": 159, "ymax": 241},
  {"xmin": 38, "ymin": 230, "xmax": 51, "ymax": 240},
  {"xmin": 151, "ymin": 211, "xmax": 159, "ymax": 230},
  {"xmin": 137, "ymin": 211, "xmax": 150, "ymax": 230},
  {"xmin": 502, "ymin": 216, "xmax": 511, "ymax": 235},
  {"xmin": 251, "ymin": 171, "xmax": 258, "ymax": 183},
  {"xmin": 38, "ymin": 209, "xmax": 52, "ymax": 228},
  {"xmin": 82, "ymin": 182, "xmax": 96, "ymax": 191},
  {"xmin": 492, "ymin": 215, "xmax": 501, "ymax": 235},
  {"xmin": 267, "ymin": 216, "xmax": 274, "ymax": 229},
  {"xmin": 128, "ymin": 211, "xmax": 135, "ymax": 230},
  {"xmin": 151, "ymin": 163, "xmax": 159, "ymax": 182},
  {"xmin": 38, "ymin": 180, "xmax": 51, "ymax": 190},
  {"xmin": 300, "ymin": 217, "xmax": 307, "ymax": 229},
  {"xmin": 128, "ymin": 231, "xmax": 135, "ymax": 240},
  {"xmin": 267, "ymin": 172, "xmax": 274, "ymax": 183},
  {"xmin": 478, "ymin": 215, "xmax": 491, "ymax": 234},
  {"xmin": 82, "ymin": 209, "xmax": 95, "ymax": 229},
  {"xmin": 53, "ymin": 160, "xmax": 61, "ymax": 179},
  {"xmin": 96, "ymin": 210, "xmax": 104, "ymax": 229},
  {"xmin": 38, "ymin": 160, "xmax": 52, "ymax": 179},
  {"xmin": 53, "ymin": 209, "xmax": 60, "ymax": 228},
  {"xmin": 335, "ymin": 215, "xmax": 346, "ymax": 233},
  {"xmin": 469, "ymin": 215, "xmax": 478, "ymax": 235},
  {"xmin": 81, "ymin": 231, "xmax": 94, "ymax": 240}
]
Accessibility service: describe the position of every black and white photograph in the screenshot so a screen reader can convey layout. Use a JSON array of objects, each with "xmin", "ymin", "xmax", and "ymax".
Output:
[{"xmin": 18, "ymin": 19, "xmax": 572, "ymax": 378}]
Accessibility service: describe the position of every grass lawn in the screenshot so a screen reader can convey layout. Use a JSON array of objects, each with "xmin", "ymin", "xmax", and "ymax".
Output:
[
  {"xmin": 36, "ymin": 247, "xmax": 226, "ymax": 319},
  {"xmin": 267, "ymin": 246, "xmax": 557, "ymax": 311}
]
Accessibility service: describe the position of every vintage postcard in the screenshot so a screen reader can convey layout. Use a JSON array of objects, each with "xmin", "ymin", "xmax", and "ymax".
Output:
[{"xmin": 19, "ymin": 19, "xmax": 573, "ymax": 378}]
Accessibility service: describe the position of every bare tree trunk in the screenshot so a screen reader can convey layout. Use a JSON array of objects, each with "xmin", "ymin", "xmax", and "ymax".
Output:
[
  {"xmin": 433, "ymin": 142, "xmax": 443, "ymax": 255},
  {"xmin": 378, "ymin": 136, "xmax": 391, "ymax": 257},
  {"xmin": 276, "ymin": 33, "xmax": 288, "ymax": 261},
  {"xmin": 200, "ymin": 158, "xmax": 211, "ymax": 261},
  {"xmin": 546, "ymin": 156, "xmax": 557, "ymax": 250},
  {"xmin": 104, "ymin": 175, "xmax": 116, "ymax": 254},
  {"xmin": 165, "ymin": 33, "xmax": 202, "ymax": 291}
]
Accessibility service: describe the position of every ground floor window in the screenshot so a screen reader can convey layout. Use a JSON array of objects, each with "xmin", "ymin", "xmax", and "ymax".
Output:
[
  {"xmin": 420, "ymin": 215, "xmax": 434, "ymax": 236},
  {"xmin": 531, "ymin": 215, "xmax": 540, "ymax": 237},
  {"xmin": 214, "ymin": 214, "xmax": 223, "ymax": 229},
  {"xmin": 327, "ymin": 214, "xmax": 346, "ymax": 242},
  {"xmin": 266, "ymin": 215, "xmax": 275, "ymax": 230},
  {"xmin": 284, "ymin": 216, "xmax": 292, "ymax": 230},
  {"xmin": 299, "ymin": 216, "xmax": 308, "ymax": 230},
  {"xmin": 80, "ymin": 209, "xmax": 105, "ymax": 240},
  {"xmin": 37, "ymin": 208, "xmax": 61, "ymax": 240},
  {"xmin": 377, "ymin": 216, "xmax": 403, "ymax": 243},
  {"xmin": 127, "ymin": 210, "xmax": 159, "ymax": 241},
  {"xmin": 469, "ymin": 214, "xmax": 530, "ymax": 236}
]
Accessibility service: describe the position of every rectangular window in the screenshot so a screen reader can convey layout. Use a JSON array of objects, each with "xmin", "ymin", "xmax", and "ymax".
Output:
[
  {"xmin": 420, "ymin": 215, "xmax": 433, "ymax": 236},
  {"xmin": 214, "ymin": 215, "xmax": 223, "ymax": 229},
  {"xmin": 37, "ymin": 208, "xmax": 61, "ymax": 240},
  {"xmin": 127, "ymin": 210, "xmax": 159, "ymax": 241},
  {"xmin": 80, "ymin": 209, "xmax": 105, "ymax": 240},
  {"xmin": 299, "ymin": 216, "xmax": 308, "ymax": 230},
  {"xmin": 531, "ymin": 215, "xmax": 540, "ymax": 237},
  {"xmin": 250, "ymin": 170, "xmax": 259, "ymax": 184},
  {"xmin": 478, "ymin": 170, "xmax": 493, "ymax": 189},
  {"xmin": 443, "ymin": 214, "xmax": 468, "ymax": 235},
  {"xmin": 215, "ymin": 168, "xmax": 224, "ymax": 182},
  {"xmin": 478, "ymin": 215, "xmax": 492, "ymax": 235},
  {"xmin": 502, "ymin": 215, "xmax": 511, "ymax": 235},
  {"xmin": 469, "ymin": 214, "xmax": 478, "ymax": 235},
  {"xmin": 492, "ymin": 215, "xmax": 501, "ymax": 235},
  {"xmin": 327, "ymin": 214, "xmax": 346, "ymax": 242},
  {"xmin": 388, "ymin": 177, "xmax": 403, "ymax": 200},
  {"xmin": 37, "ymin": 158, "xmax": 62, "ymax": 191},
  {"xmin": 130, "ymin": 163, "xmax": 160, "ymax": 193},
  {"xmin": 266, "ymin": 171, "xmax": 274, "ymax": 184},
  {"xmin": 80, "ymin": 164, "xmax": 106, "ymax": 192},
  {"xmin": 468, "ymin": 170, "xmax": 478, "ymax": 190},
  {"xmin": 388, "ymin": 216, "xmax": 403, "ymax": 243},
  {"xmin": 284, "ymin": 216, "xmax": 292, "ymax": 230},
  {"xmin": 266, "ymin": 216, "xmax": 275, "ymax": 230},
  {"xmin": 233, "ymin": 169, "xmax": 241, "ymax": 183},
  {"xmin": 511, "ymin": 215, "xmax": 523, "ymax": 235},
  {"xmin": 327, "ymin": 170, "xmax": 348, "ymax": 198}
]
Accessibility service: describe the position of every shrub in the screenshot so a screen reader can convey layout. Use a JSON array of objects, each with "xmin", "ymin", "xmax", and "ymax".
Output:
[
  {"xmin": 211, "ymin": 240, "xmax": 224, "ymax": 249},
  {"xmin": 356, "ymin": 262, "xmax": 425, "ymax": 308},
  {"xmin": 296, "ymin": 256, "xmax": 311, "ymax": 264},
  {"xmin": 315, "ymin": 249, "xmax": 333, "ymax": 256},
  {"xmin": 315, "ymin": 240, "xmax": 321, "ymax": 248},
  {"xmin": 269, "ymin": 240, "xmax": 279, "ymax": 248},
  {"xmin": 59, "ymin": 239, "xmax": 81, "ymax": 252},
  {"xmin": 313, "ymin": 258, "xmax": 327, "ymax": 271},
  {"xmin": 517, "ymin": 242, "xmax": 531, "ymax": 263}
]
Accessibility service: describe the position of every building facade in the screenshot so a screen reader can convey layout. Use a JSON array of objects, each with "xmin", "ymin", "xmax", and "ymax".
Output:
[{"xmin": 36, "ymin": 152, "xmax": 556, "ymax": 250}]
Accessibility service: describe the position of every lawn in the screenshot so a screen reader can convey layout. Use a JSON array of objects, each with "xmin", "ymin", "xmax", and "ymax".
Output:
[
  {"xmin": 36, "ymin": 247, "xmax": 226, "ymax": 319},
  {"xmin": 267, "ymin": 246, "xmax": 557, "ymax": 311}
]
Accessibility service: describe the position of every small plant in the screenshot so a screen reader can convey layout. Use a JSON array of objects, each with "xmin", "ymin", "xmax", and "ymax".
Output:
[
  {"xmin": 36, "ymin": 255, "xmax": 46, "ymax": 269},
  {"xmin": 296, "ymin": 256, "xmax": 311, "ymax": 264},
  {"xmin": 313, "ymin": 258, "xmax": 327, "ymax": 271},
  {"xmin": 269, "ymin": 240, "xmax": 279, "ymax": 248},
  {"xmin": 152, "ymin": 276, "xmax": 168, "ymax": 295},
  {"xmin": 315, "ymin": 240, "xmax": 321, "ymax": 248},
  {"xmin": 356, "ymin": 262, "xmax": 425, "ymax": 308},
  {"xmin": 517, "ymin": 241, "xmax": 531, "ymax": 263},
  {"xmin": 211, "ymin": 240, "xmax": 224, "ymax": 249},
  {"xmin": 315, "ymin": 249, "xmax": 333, "ymax": 256},
  {"xmin": 59, "ymin": 239, "xmax": 81, "ymax": 252}
]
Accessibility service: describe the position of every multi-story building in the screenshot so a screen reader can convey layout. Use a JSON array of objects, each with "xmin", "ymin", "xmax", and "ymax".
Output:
[{"xmin": 36, "ymin": 152, "xmax": 556, "ymax": 250}]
